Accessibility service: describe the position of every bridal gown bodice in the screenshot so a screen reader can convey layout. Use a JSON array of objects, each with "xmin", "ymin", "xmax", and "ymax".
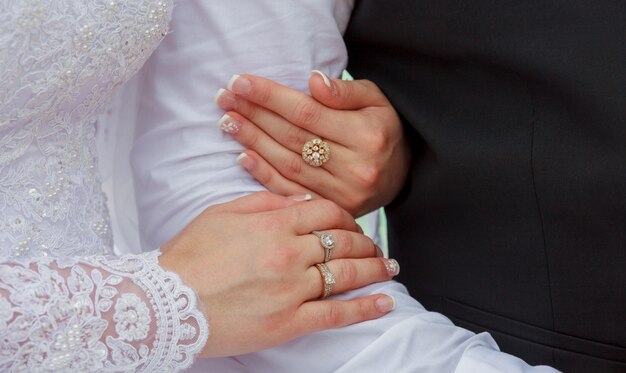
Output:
[
  {"xmin": 0, "ymin": 2, "xmax": 207, "ymax": 372},
  {"xmin": 0, "ymin": 1, "xmax": 170, "ymax": 259}
]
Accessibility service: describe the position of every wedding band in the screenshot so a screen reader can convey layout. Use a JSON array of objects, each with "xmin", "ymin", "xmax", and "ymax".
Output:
[
  {"xmin": 315, "ymin": 263, "xmax": 336, "ymax": 299},
  {"xmin": 312, "ymin": 231, "xmax": 335, "ymax": 262},
  {"xmin": 302, "ymin": 138, "xmax": 330, "ymax": 167}
]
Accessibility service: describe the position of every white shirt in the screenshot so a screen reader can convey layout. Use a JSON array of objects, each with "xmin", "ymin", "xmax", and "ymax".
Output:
[{"xmin": 99, "ymin": 1, "xmax": 559, "ymax": 372}]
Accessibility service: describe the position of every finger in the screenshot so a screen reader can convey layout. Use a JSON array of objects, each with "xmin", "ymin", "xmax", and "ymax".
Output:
[
  {"xmin": 304, "ymin": 257, "xmax": 399, "ymax": 299},
  {"xmin": 218, "ymin": 112, "xmax": 344, "ymax": 191},
  {"xmin": 237, "ymin": 151, "xmax": 319, "ymax": 198},
  {"xmin": 293, "ymin": 294, "xmax": 396, "ymax": 335},
  {"xmin": 288, "ymin": 199, "xmax": 360, "ymax": 235},
  {"xmin": 220, "ymin": 107, "xmax": 352, "ymax": 173},
  {"xmin": 298, "ymin": 230, "xmax": 378, "ymax": 264},
  {"xmin": 224, "ymin": 74, "xmax": 350, "ymax": 141},
  {"xmin": 309, "ymin": 71, "xmax": 389, "ymax": 110},
  {"xmin": 218, "ymin": 89, "xmax": 359, "ymax": 157},
  {"xmin": 210, "ymin": 191, "xmax": 303, "ymax": 214},
  {"xmin": 217, "ymin": 88, "xmax": 319, "ymax": 152}
]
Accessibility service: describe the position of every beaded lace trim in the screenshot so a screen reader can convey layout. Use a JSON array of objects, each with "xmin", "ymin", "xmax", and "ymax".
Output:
[{"xmin": 0, "ymin": 250, "xmax": 208, "ymax": 372}]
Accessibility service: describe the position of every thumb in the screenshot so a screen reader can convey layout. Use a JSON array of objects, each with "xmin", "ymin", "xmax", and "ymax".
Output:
[
  {"xmin": 309, "ymin": 70, "xmax": 387, "ymax": 110},
  {"xmin": 210, "ymin": 191, "xmax": 311, "ymax": 214}
]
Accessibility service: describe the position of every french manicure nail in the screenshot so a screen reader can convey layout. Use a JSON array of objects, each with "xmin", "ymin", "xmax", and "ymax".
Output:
[
  {"xmin": 236, "ymin": 152, "xmax": 255, "ymax": 171},
  {"xmin": 384, "ymin": 258, "xmax": 400, "ymax": 276},
  {"xmin": 214, "ymin": 88, "xmax": 237, "ymax": 110},
  {"xmin": 312, "ymin": 70, "xmax": 332, "ymax": 89},
  {"xmin": 311, "ymin": 70, "xmax": 336, "ymax": 95},
  {"xmin": 218, "ymin": 114, "xmax": 241, "ymax": 134},
  {"xmin": 288, "ymin": 194, "xmax": 313, "ymax": 202},
  {"xmin": 375, "ymin": 295, "xmax": 396, "ymax": 313},
  {"xmin": 227, "ymin": 74, "xmax": 252, "ymax": 96}
]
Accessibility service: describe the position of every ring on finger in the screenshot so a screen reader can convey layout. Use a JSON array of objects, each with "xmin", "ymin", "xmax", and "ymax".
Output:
[
  {"xmin": 312, "ymin": 231, "xmax": 335, "ymax": 262},
  {"xmin": 315, "ymin": 263, "xmax": 336, "ymax": 299},
  {"xmin": 302, "ymin": 138, "xmax": 330, "ymax": 167}
]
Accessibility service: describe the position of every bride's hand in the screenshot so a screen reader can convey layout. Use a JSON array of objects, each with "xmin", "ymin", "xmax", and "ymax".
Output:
[
  {"xmin": 159, "ymin": 192, "xmax": 398, "ymax": 358},
  {"xmin": 215, "ymin": 72, "xmax": 411, "ymax": 217}
]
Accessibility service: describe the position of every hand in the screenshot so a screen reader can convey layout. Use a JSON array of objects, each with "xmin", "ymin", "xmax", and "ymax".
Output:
[
  {"xmin": 215, "ymin": 72, "xmax": 411, "ymax": 217},
  {"xmin": 159, "ymin": 192, "xmax": 399, "ymax": 357}
]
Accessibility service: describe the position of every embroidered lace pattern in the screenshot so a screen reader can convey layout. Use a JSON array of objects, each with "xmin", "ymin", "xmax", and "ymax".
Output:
[
  {"xmin": 0, "ymin": 0, "xmax": 172, "ymax": 260},
  {"xmin": 0, "ymin": 1, "xmax": 209, "ymax": 371},
  {"xmin": 0, "ymin": 251, "xmax": 208, "ymax": 372}
]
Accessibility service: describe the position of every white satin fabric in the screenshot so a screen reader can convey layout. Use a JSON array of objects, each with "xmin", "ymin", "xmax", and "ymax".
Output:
[{"xmin": 99, "ymin": 1, "xmax": 559, "ymax": 372}]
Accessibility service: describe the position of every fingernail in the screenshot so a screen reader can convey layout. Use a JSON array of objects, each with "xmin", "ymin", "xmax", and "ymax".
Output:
[
  {"xmin": 311, "ymin": 70, "xmax": 336, "ymax": 95},
  {"xmin": 312, "ymin": 70, "xmax": 332, "ymax": 88},
  {"xmin": 375, "ymin": 245, "xmax": 384, "ymax": 258},
  {"xmin": 214, "ymin": 88, "xmax": 237, "ymax": 110},
  {"xmin": 236, "ymin": 152, "xmax": 255, "ymax": 171},
  {"xmin": 228, "ymin": 74, "xmax": 252, "ymax": 96},
  {"xmin": 218, "ymin": 114, "xmax": 241, "ymax": 134},
  {"xmin": 384, "ymin": 258, "xmax": 400, "ymax": 276},
  {"xmin": 288, "ymin": 194, "xmax": 312, "ymax": 202},
  {"xmin": 375, "ymin": 295, "xmax": 396, "ymax": 313}
]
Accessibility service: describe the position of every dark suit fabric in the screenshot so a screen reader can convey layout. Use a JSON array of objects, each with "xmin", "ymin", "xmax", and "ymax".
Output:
[{"xmin": 344, "ymin": 1, "xmax": 626, "ymax": 372}]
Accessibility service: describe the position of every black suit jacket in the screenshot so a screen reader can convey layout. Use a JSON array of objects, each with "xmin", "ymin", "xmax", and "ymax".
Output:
[{"xmin": 344, "ymin": 1, "xmax": 626, "ymax": 372}]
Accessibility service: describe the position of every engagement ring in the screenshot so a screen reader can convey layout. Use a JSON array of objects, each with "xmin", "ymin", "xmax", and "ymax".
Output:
[{"xmin": 312, "ymin": 231, "xmax": 335, "ymax": 262}]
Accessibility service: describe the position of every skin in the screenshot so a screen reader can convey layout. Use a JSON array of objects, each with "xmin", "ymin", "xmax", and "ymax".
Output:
[
  {"xmin": 159, "ymin": 192, "xmax": 398, "ymax": 357},
  {"xmin": 215, "ymin": 72, "xmax": 411, "ymax": 217}
]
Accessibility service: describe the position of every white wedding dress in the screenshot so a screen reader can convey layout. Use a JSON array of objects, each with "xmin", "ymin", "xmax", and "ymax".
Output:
[{"xmin": 0, "ymin": 1, "xmax": 207, "ymax": 372}]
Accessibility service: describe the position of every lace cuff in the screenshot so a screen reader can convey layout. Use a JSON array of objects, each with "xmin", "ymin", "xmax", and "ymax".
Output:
[{"xmin": 0, "ymin": 251, "xmax": 208, "ymax": 372}]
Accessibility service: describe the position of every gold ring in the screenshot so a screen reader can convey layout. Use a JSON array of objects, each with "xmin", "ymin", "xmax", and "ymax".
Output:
[
  {"xmin": 302, "ymin": 138, "xmax": 330, "ymax": 167},
  {"xmin": 315, "ymin": 263, "xmax": 336, "ymax": 299}
]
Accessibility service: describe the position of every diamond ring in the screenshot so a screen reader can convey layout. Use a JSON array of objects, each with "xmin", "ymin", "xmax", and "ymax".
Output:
[
  {"xmin": 312, "ymin": 231, "xmax": 335, "ymax": 262},
  {"xmin": 302, "ymin": 138, "xmax": 330, "ymax": 167}
]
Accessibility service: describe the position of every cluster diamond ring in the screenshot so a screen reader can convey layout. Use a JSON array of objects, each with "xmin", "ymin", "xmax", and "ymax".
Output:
[
  {"xmin": 302, "ymin": 138, "xmax": 330, "ymax": 167},
  {"xmin": 312, "ymin": 231, "xmax": 335, "ymax": 262},
  {"xmin": 315, "ymin": 263, "xmax": 336, "ymax": 299}
]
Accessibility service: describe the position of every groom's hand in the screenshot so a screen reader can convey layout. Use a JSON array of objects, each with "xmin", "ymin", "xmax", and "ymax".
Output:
[
  {"xmin": 215, "ymin": 73, "xmax": 411, "ymax": 217},
  {"xmin": 159, "ymin": 192, "xmax": 399, "ymax": 357}
]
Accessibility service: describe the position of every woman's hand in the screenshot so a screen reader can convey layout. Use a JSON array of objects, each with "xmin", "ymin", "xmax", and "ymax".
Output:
[
  {"xmin": 159, "ymin": 192, "xmax": 399, "ymax": 357},
  {"xmin": 215, "ymin": 72, "xmax": 411, "ymax": 217}
]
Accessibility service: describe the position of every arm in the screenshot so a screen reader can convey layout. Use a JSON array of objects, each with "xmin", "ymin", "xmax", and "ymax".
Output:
[
  {"xmin": 0, "ymin": 192, "xmax": 397, "ymax": 371},
  {"xmin": 127, "ymin": 1, "xmax": 558, "ymax": 372},
  {"xmin": 130, "ymin": 0, "xmax": 356, "ymax": 250}
]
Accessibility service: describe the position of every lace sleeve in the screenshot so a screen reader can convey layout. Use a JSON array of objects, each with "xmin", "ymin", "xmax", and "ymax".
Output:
[{"xmin": 0, "ymin": 251, "xmax": 208, "ymax": 372}]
